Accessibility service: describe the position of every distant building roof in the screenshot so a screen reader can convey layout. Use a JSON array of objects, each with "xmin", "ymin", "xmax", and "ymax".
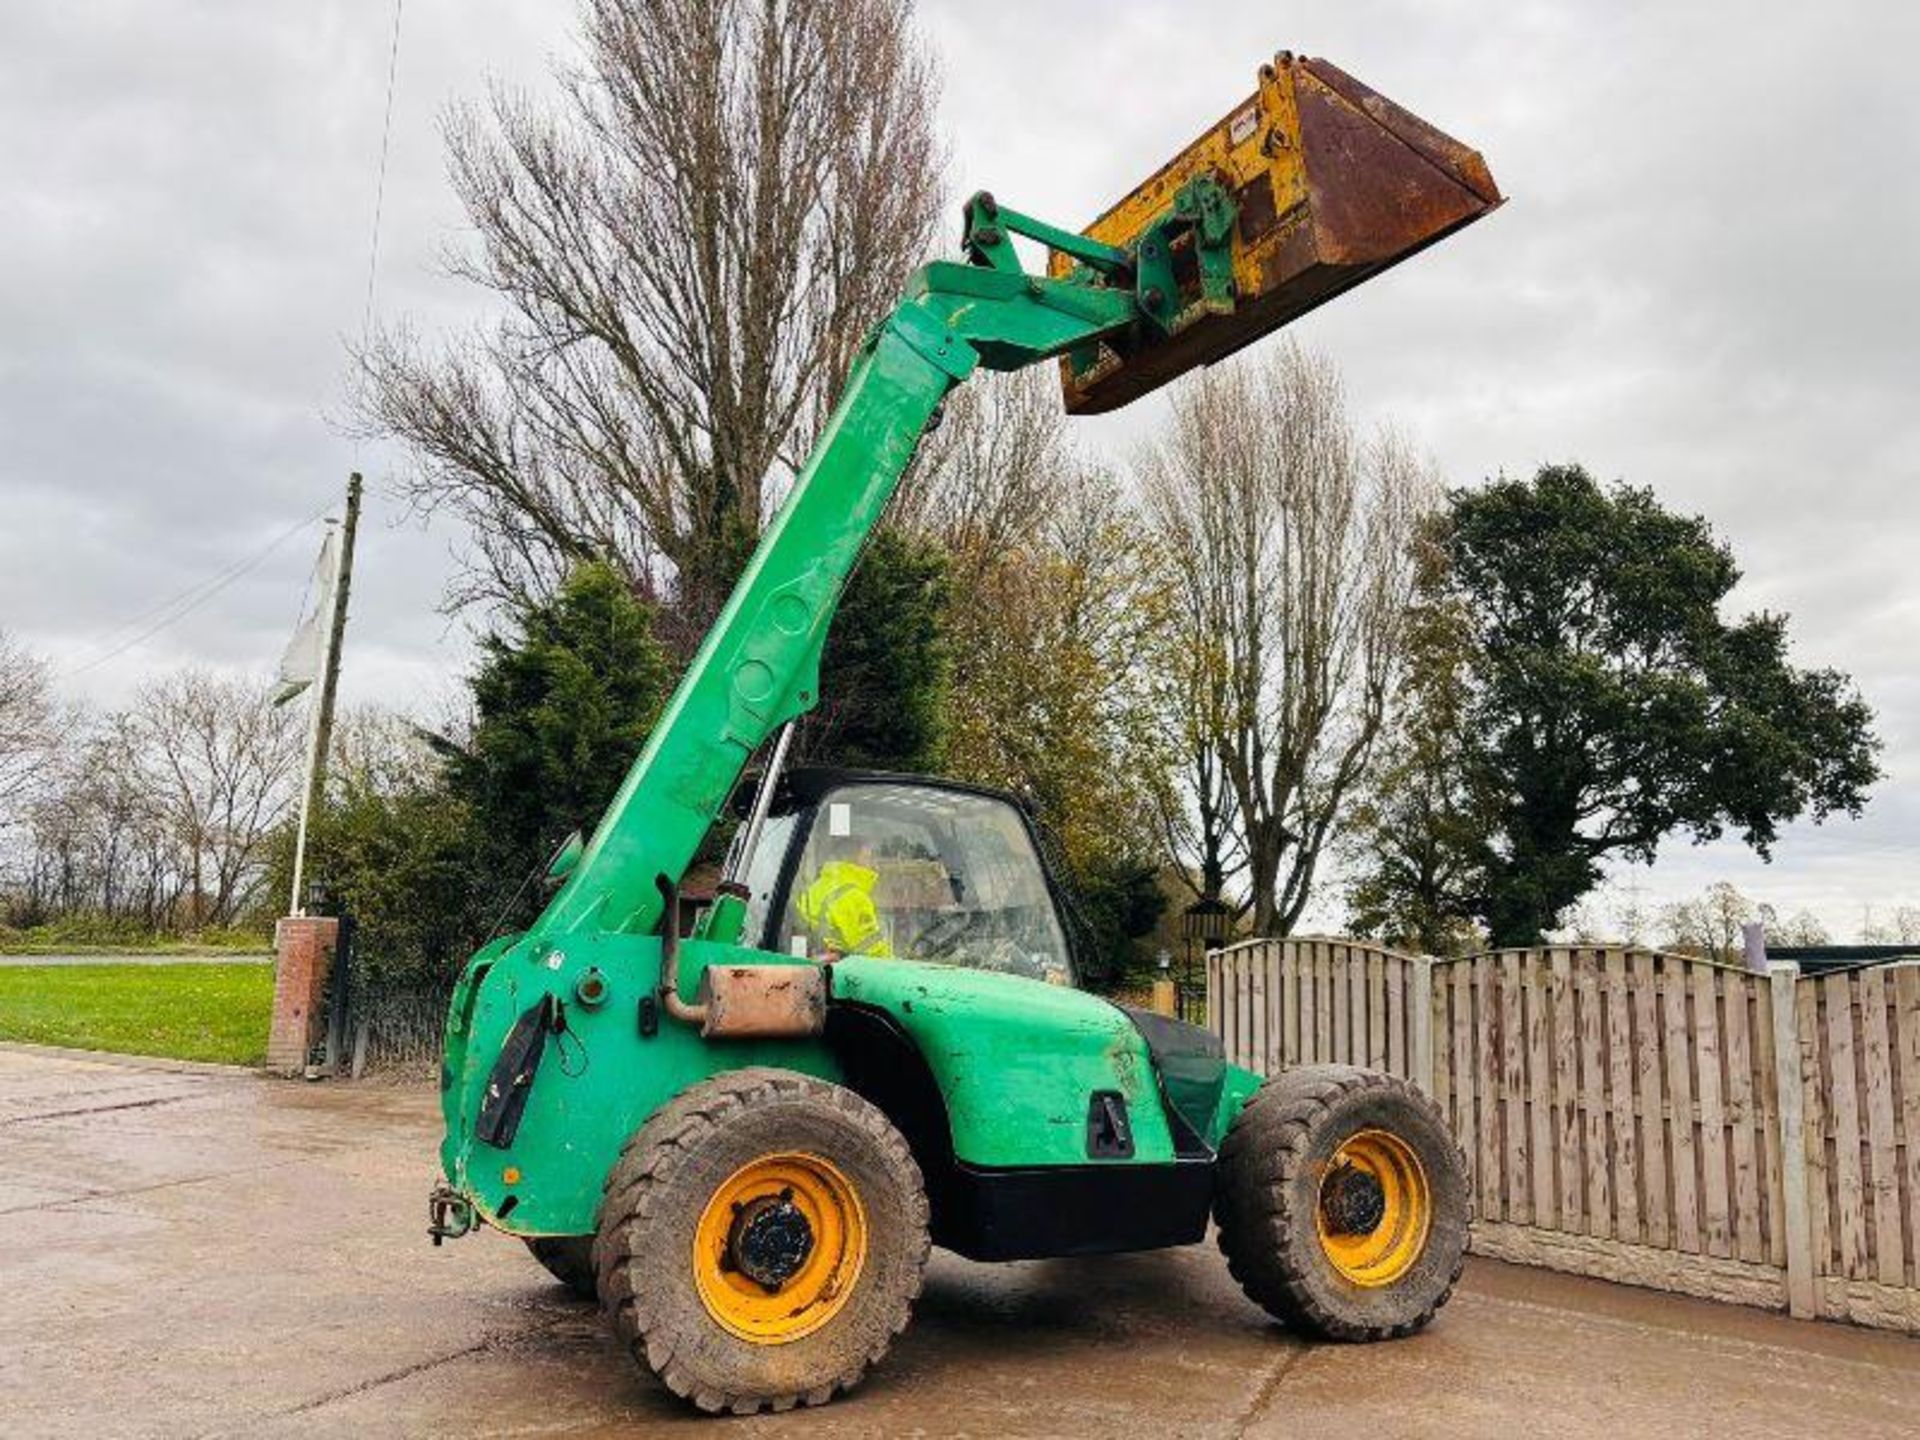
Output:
[{"xmin": 1765, "ymin": 944, "xmax": 1919, "ymax": 975}]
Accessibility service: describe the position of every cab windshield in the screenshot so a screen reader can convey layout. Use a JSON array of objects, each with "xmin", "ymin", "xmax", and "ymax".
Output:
[{"xmin": 774, "ymin": 783, "xmax": 1072, "ymax": 985}]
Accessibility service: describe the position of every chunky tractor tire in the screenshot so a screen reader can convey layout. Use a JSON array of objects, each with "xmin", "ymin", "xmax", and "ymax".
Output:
[
  {"xmin": 525, "ymin": 1236, "xmax": 597, "ymax": 1301},
  {"xmin": 592, "ymin": 1067, "xmax": 929, "ymax": 1415},
  {"xmin": 1215, "ymin": 1064, "xmax": 1469, "ymax": 1341}
]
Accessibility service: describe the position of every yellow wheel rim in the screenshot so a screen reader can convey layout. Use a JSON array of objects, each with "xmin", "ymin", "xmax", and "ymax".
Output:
[
  {"xmin": 1315, "ymin": 1128, "xmax": 1431, "ymax": 1287},
  {"xmin": 692, "ymin": 1152, "xmax": 867, "ymax": 1345}
]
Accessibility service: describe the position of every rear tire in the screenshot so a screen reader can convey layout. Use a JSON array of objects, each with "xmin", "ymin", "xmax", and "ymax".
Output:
[
  {"xmin": 525, "ymin": 1236, "xmax": 597, "ymax": 1301},
  {"xmin": 1215, "ymin": 1064, "xmax": 1468, "ymax": 1341},
  {"xmin": 592, "ymin": 1068, "xmax": 929, "ymax": 1415}
]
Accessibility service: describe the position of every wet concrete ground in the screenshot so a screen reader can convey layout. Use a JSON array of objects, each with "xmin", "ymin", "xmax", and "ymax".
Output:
[{"xmin": 4, "ymin": 1043, "xmax": 1917, "ymax": 1439}]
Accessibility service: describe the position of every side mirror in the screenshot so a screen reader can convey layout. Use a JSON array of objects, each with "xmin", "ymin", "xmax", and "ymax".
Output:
[{"xmin": 543, "ymin": 830, "xmax": 585, "ymax": 889}]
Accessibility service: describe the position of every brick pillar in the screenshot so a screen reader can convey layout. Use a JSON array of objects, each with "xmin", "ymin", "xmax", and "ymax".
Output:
[{"xmin": 267, "ymin": 915, "xmax": 339, "ymax": 1075}]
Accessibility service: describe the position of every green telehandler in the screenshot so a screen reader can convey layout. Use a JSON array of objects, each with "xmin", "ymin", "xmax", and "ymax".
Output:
[{"xmin": 430, "ymin": 50, "xmax": 1502, "ymax": 1415}]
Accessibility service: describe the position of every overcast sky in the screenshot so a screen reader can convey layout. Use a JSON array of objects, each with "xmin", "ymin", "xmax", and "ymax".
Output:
[{"xmin": 3, "ymin": 0, "xmax": 1915, "ymax": 937}]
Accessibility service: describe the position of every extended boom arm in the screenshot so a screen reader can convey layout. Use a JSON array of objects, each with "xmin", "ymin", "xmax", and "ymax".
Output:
[{"xmin": 530, "ymin": 252, "xmax": 1139, "ymax": 943}]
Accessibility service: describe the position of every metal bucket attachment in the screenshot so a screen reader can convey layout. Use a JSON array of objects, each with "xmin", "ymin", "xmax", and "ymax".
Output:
[{"xmin": 1056, "ymin": 53, "xmax": 1501, "ymax": 414}]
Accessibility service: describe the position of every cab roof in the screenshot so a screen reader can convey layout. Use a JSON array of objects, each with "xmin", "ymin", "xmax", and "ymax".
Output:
[{"xmin": 748, "ymin": 766, "xmax": 1034, "ymax": 816}]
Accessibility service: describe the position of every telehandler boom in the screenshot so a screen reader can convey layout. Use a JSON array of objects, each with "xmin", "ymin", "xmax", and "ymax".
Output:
[{"xmin": 432, "ymin": 50, "xmax": 1500, "ymax": 1415}]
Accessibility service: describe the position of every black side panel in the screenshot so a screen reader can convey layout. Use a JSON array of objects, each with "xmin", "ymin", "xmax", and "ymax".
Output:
[
  {"xmin": 823, "ymin": 1004, "xmax": 964, "ymax": 1227},
  {"xmin": 475, "ymin": 997, "xmax": 552, "ymax": 1150},
  {"xmin": 940, "ymin": 1159, "xmax": 1216, "ymax": 1261},
  {"xmin": 1119, "ymin": 1005, "xmax": 1226, "ymax": 1157}
]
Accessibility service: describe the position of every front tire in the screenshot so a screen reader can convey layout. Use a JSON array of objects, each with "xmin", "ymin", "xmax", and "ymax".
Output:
[
  {"xmin": 592, "ymin": 1068, "xmax": 929, "ymax": 1415},
  {"xmin": 1215, "ymin": 1064, "xmax": 1468, "ymax": 1341}
]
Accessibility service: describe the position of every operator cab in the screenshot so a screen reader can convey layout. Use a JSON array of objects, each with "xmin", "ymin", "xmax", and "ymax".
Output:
[{"xmin": 731, "ymin": 768, "xmax": 1079, "ymax": 985}]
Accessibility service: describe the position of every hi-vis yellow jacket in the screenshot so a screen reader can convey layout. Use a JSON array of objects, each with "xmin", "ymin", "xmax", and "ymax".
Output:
[{"xmin": 795, "ymin": 860, "xmax": 892, "ymax": 958}]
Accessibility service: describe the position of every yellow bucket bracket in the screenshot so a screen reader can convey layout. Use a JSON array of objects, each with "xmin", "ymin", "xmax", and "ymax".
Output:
[{"xmin": 1054, "ymin": 52, "xmax": 1502, "ymax": 415}]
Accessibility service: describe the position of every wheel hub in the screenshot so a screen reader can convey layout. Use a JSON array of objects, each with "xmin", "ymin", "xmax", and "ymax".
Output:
[
  {"xmin": 693, "ymin": 1151, "xmax": 869, "ymax": 1344},
  {"xmin": 1320, "ymin": 1163, "xmax": 1387, "ymax": 1237},
  {"xmin": 1313, "ymin": 1128, "xmax": 1432, "ymax": 1287},
  {"xmin": 729, "ymin": 1192, "xmax": 815, "ymax": 1290}
]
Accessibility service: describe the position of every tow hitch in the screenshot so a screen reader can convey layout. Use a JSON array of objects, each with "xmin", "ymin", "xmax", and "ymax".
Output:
[{"xmin": 428, "ymin": 1182, "xmax": 475, "ymax": 1246}]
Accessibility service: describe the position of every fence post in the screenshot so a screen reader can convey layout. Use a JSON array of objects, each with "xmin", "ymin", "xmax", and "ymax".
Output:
[
  {"xmin": 323, "ymin": 909, "xmax": 356, "ymax": 1077},
  {"xmin": 1410, "ymin": 955, "xmax": 1435, "ymax": 1093},
  {"xmin": 1205, "ymin": 947, "xmax": 1220, "ymax": 1036},
  {"xmin": 1769, "ymin": 961, "xmax": 1817, "ymax": 1320}
]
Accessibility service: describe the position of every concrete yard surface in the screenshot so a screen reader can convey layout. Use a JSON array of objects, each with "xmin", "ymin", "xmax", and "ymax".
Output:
[{"xmin": 2, "ymin": 1045, "xmax": 1915, "ymax": 1439}]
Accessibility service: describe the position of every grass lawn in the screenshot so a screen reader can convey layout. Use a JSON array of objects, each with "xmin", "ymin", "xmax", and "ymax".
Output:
[{"xmin": 0, "ymin": 963, "xmax": 275, "ymax": 1065}]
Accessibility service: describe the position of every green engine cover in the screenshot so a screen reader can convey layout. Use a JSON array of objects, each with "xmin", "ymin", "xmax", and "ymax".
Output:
[{"xmin": 829, "ymin": 957, "xmax": 1179, "ymax": 1166}]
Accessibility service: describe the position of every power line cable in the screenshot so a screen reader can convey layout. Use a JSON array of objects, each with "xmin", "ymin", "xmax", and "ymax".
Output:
[
  {"xmin": 360, "ymin": 0, "xmax": 405, "ymax": 347},
  {"xmin": 62, "ymin": 503, "xmax": 333, "ymax": 678},
  {"xmin": 73, "ymin": 501, "xmax": 323, "ymax": 656}
]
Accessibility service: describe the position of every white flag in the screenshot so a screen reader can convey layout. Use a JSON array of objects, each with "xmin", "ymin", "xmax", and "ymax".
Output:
[{"xmin": 271, "ymin": 527, "xmax": 340, "ymax": 707}]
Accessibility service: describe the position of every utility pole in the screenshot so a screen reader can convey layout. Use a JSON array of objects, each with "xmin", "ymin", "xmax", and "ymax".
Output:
[{"xmin": 288, "ymin": 472, "xmax": 362, "ymax": 915}]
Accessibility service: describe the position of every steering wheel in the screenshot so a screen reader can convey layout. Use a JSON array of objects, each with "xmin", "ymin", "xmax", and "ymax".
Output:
[{"xmin": 912, "ymin": 908, "xmax": 982, "ymax": 960}]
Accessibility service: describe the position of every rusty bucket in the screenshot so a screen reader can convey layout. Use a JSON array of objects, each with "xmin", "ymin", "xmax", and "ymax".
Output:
[{"xmin": 1057, "ymin": 53, "xmax": 1502, "ymax": 414}]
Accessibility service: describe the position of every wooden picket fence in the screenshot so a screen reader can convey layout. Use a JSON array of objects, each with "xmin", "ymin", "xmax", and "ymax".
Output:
[{"xmin": 1207, "ymin": 938, "xmax": 1920, "ymax": 1333}]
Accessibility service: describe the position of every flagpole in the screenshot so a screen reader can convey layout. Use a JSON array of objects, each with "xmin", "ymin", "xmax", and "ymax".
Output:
[
  {"xmin": 288, "ymin": 473, "xmax": 362, "ymax": 915},
  {"xmin": 286, "ymin": 570, "xmax": 332, "ymax": 915}
]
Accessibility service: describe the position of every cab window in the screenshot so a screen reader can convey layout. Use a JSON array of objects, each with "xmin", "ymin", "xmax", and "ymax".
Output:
[
  {"xmin": 737, "ymin": 810, "xmax": 796, "ymax": 949},
  {"xmin": 776, "ymin": 783, "xmax": 1072, "ymax": 984}
]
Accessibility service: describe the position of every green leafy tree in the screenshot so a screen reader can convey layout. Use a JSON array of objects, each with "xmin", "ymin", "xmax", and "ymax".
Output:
[
  {"xmin": 802, "ymin": 528, "xmax": 950, "ymax": 773},
  {"xmin": 264, "ymin": 712, "xmax": 481, "ymax": 992},
  {"xmin": 447, "ymin": 561, "xmax": 673, "ymax": 923},
  {"xmin": 1063, "ymin": 852, "xmax": 1169, "ymax": 989},
  {"xmin": 1342, "ymin": 527, "xmax": 1488, "ymax": 955},
  {"xmin": 1443, "ymin": 464, "xmax": 1879, "ymax": 945},
  {"xmin": 296, "ymin": 785, "xmax": 482, "ymax": 993}
]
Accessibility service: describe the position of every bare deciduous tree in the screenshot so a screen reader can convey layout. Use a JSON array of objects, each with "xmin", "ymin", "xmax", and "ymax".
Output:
[
  {"xmin": 130, "ymin": 671, "xmax": 301, "ymax": 927},
  {"xmin": 1759, "ymin": 903, "xmax": 1830, "ymax": 948},
  {"xmin": 893, "ymin": 370, "xmax": 1164, "ymax": 867},
  {"xmin": 362, "ymin": 0, "xmax": 942, "ymax": 629},
  {"xmin": 891, "ymin": 370, "xmax": 1068, "ymax": 578},
  {"xmin": 1141, "ymin": 342, "xmax": 1431, "ymax": 935},
  {"xmin": 326, "ymin": 704, "xmax": 443, "ymax": 801},
  {"xmin": 1661, "ymin": 880, "xmax": 1756, "ymax": 960},
  {"xmin": 1143, "ymin": 542, "xmax": 1244, "ymax": 914},
  {"xmin": 23, "ymin": 715, "xmax": 164, "ymax": 923},
  {"xmin": 3, "ymin": 689, "xmax": 427, "ymax": 934},
  {"xmin": 1860, "ymin": 903, "xmax": 1920, "ymax": 945},
  {"xmin": 0, "ymin": 629, "xmax": 57, "ymax": 825}
]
